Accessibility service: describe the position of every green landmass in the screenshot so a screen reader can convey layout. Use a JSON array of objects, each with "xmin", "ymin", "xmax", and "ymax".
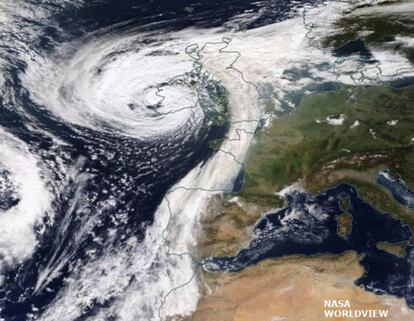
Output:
[
  {"xmin": 336, "ymin": 212, "xmax": 353, "ymax": 237},
  {"xmin": 339, "ymin": 195, "xmax": 351, "ymax": 212},
  {"xmin": 322, "ymin": 1, "xmax": 414, "ymax": 63},
  {"xmin": 199, "ymin": 76, "xmax": 230, "ymax": 126},
  {"xmin": 241, "ymin": 84, "xmax": 414, "ymax": 229},
  {"xmin": 376, "ymin": 241, "xmax": 408, "ymax": 257}
]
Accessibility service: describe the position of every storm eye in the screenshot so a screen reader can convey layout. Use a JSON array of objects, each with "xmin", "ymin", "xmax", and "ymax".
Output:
[{"xmin": 0, "ymin": 168, "xmax": 20, "ymax": 211}]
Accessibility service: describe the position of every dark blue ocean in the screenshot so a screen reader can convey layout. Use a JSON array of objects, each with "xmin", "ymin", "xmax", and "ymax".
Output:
[
  {"xmin": 206, "ymin": 181, "xmax": 414, "ymax": 309},
  {"xmin": 0, "ymin": 1, "xmax": 320, "ymax": 320}
]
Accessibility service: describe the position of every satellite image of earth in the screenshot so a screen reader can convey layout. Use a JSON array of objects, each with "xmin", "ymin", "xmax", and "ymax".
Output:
[{"xmin": 1, "ymin": 0, "xmax": 414, "ymax": 320}]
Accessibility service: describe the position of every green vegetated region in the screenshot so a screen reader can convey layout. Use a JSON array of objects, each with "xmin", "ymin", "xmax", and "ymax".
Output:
[
  {"xmin": 241, "ymin": 84, "xmax": 414, "ymax": 230},
  {"xmin": 200, "ymin": 77, "xmax": 230, "ymax": 126},
  {"xmin": 322, "ymin": 1, "xmax": 414, "ymax": 63}
]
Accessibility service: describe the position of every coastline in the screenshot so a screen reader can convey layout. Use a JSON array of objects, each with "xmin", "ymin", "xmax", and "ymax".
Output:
[
  {"xmin": 185, "ymin": 252, "xmax": 414, "ymax": 321},
  {"xmin": 157, "ymin": 0, "xmax": 414, "ymax": 319}
]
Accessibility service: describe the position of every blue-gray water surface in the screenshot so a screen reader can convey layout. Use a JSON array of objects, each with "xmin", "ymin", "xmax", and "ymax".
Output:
[
  {"xmin": 0, "ymin": 1, "xmax": 320, "ymax": 320},
  {"xmin": 205, "ymin": 183, "xmax": 414, "ymax": 308}
]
